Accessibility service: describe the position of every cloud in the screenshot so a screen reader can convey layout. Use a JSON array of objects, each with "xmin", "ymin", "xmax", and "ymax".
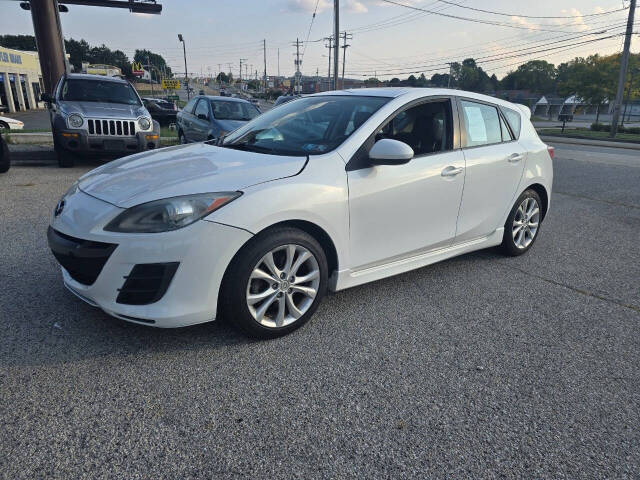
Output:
[
  {"xmin": 286, "ymin": 0, "xmax": 331, "ymax": 14},
  {"xmin": 556, "ymin": 8, "xmax": 589, "ymax": 32},
  {"xmin": 511, "ymin": 16, "xmax": 540, "ymax": 31},
  {"xmin": 347, "ymin": 0, "xmax": 368, "ymax": 13}
]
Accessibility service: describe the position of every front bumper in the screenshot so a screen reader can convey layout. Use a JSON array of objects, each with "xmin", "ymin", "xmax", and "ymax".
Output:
[
  {"xmin": 54, "ymin": 127, "xmax": 160, "ymax": 155},
  {"xmin": 48, "ymin": 191, "xmax": 252, "ymax": 327}
]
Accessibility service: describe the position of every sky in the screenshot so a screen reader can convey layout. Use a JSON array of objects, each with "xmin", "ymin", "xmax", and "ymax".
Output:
[{"xmin": 0, "ymin": 0, "xmax": 636, "ymax": 80}]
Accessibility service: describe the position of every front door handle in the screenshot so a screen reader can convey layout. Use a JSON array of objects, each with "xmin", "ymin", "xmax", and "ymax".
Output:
[
  {"xmin": 508, "ymin": 153, "xmax": 524, "ymax": 163},
  {"xmin": 441, "ymin": 166, "xmax": 463, "ymax": 177}
]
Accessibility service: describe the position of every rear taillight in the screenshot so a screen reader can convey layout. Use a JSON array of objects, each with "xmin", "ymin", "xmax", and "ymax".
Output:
[{"xmin": 547, "ymin": 145, "xmax": 555, "ymax": 160}]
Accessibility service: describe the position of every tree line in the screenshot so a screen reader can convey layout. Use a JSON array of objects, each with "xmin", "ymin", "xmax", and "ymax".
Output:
[{"xmin": 0, "ymin": 34, "xmax": 172, "ymax": 82}]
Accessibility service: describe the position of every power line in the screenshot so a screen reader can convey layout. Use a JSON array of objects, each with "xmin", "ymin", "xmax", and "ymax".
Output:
[
  {"xmin": 432, "ymin": 0, "xmax": 628, "ymax": 19},
  {"xmin": 301, "ymin": 0, "xmax": 321, "ymax": 61}
]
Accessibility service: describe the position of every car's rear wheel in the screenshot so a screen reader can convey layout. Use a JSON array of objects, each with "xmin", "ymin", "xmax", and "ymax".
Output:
[
  {"xmin": 220, "ymin": 227, "xmax": 328, "ymax": 338},
  {"xmin": 501, "ymin": 189, "xmax": 543, "ymax": 256}
]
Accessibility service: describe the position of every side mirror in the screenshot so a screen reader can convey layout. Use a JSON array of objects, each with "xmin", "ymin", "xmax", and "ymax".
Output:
[
  {"xmin": 368, "ymin": 138, "xmax": 414, "ymax": 166},
  {"xmin": 41, "ymin": 92, "xmax": 53, "ymax": 104},
  {"xmin": 197, "ymin": 113, "xmax": 208, "ymax": 120}
]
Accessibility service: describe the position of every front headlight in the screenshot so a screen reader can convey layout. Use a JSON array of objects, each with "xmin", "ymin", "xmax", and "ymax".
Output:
[
  {"xmin": 138, "ymin": 117, "xmax": 151, "ymax": 131},
  {"xmin": 104, "ymin": 192, "xmax": 242, "ymax": 233},
  {"xmin": 68, "ymin": 114, "xmax": 83, "ymax": 128}
]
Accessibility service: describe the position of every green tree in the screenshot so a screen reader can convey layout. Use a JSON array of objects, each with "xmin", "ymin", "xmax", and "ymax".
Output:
[
  {"xmin": 134, "ymin": 49, "xmax": 172, "ymax": 81},
  {"xmin": 0, "ymin": 34, "xmax": 37, "ymax": 50},
  {"xmin": 501, "ymin": 60, "xmax": 556, "ymax": 93}
]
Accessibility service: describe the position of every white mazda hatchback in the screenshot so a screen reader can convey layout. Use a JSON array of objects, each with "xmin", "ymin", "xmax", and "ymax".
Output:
[{"xmin": 48, "ymin": 88, "xmax": 553, "ymax": 337}]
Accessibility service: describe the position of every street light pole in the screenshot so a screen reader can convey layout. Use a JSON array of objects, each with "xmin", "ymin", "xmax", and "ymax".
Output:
[
  {"xmin": 178, "ymin": 33, "xmax": 189, "ymax": 100},
  {"xmin": 333, "ymin": 0, "xmax": 339, "ymax": 90},
  {"xmin": 609, "ymin": 0, "xmax": 636, "ymax": 138}
]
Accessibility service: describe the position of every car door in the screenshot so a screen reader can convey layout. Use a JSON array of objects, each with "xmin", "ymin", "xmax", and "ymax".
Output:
[
  {"xmin": 191, "ymin": 99, "xmax": 211, "ymax": 142},
  {"xmin": 347, "ymin": 97, "xmax": 466, "ymax": 270},
  {"xmin": 178, "ymin": 97, "xmax": 197, "ymax": 142},
  {"xmin": 454, "ymin": 98, "xmax": 526, "ymax": 243}
]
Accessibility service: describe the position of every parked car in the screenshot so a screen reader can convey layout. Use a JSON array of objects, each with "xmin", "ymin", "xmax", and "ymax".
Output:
[
  {"xmin": 142, "ymin": 97, "xmax": 177, "ymax": 126},
  {"xmin": 42, "ymin": 73, "xmax": 160, "ymax": 167},
  {"xmin": 176, "ymin": 95, "xmax": 260, "ymax": 143},
  {"xmin": 0, "ymin": 115, "xmax": 24, "ymax": 131},
  {"xmin": 0, "ymin": 129, "xmax": 10, "ymax": 173},
  {"xmin": 273, "ymin": 94, "xmax": 301, "ymax": 107},
  {"xmin": 47, "ymin": 88, "xmax": 553, "ymax": 338}
]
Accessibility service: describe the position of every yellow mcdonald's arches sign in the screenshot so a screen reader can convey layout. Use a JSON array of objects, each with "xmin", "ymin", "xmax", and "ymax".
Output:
[{"xmin": 132, "ymin": 62, "xmax": 144, "ymax": 75}]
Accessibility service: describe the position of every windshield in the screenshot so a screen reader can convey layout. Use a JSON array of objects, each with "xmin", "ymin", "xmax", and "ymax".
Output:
[
  {"xmin": 211, "ymin": 100, "xmax": 260, "ymax": 121},
  {"xmin": 222, "ymin": 95, "xmax": 389, "ymax": 156},
  {"xmin": 60, "ymin": 79, "xmax": 141, "ymax": 105}
]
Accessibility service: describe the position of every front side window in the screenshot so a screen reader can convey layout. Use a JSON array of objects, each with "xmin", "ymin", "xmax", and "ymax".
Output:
[
  {"xmin": 460, "ymin": 100, "xmax": 502, "ymax": 147},
  {"xmin": 376, "ymin": 100, "xmax": 452, "ymax": 155},
  {"xmin": 183, "ymin": 97, "xmax": 197, "ymax": 114},
  {"xmin": 194, "ymin": 99, "xmax": 209, "ymax": 118},
  {"xmin": 222, "ymin": 95, "xmax": 389, "ymax": 156},
  {"xmin": 211, "ymin": 101, "xmax": 260, "ymax": 121},
  {"xmin": 60, "ymin": 79, "xmax": 140, "ymax": 105}
]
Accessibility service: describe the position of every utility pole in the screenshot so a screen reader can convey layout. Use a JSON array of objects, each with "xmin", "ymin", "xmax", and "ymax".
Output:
[
  {"xmin": 178, "ymin": 34, "xmax": 189, "ymax": 99},
  {"xmin": 325, "ymin": 36, "xmax": 333, "ymax": 90},
  {"xmin": 146, "ymin": 55, "xmax": 154, "ymax": 97},
  {"xmin": 263, "ymin": 39, "xmax": 268, "ymax": 93},
  {"xmin": 217, "ymin": 63, "xmax": 222, "ymax": 83},
  {"xmin": 609, "ymin": 0, "xmax": 636, "ymax": 138},
  {"xmin": 277, "ymin": 48, "xmax": 280, "ymax": 78},
  {"xmin": 240, "ymin": 58, "xmax": 247, "ymax": 87},
  {"xmin": 446, "ymin": 62, "xmax": 454, "ymax": 88},
  {"xmin": 29, "ymin": 0, "xmax": 68, "ymax": 96},
  {"xmin": 340, "ymin": 31, "xmax": 352, "ymax": 90},
  {"xmin": 333, "ymin": 0, "xmax": 339, "ymax": 90},
  {"xmin": 294, "ymin": 38, "xmax": 302, "ymax": 94}
]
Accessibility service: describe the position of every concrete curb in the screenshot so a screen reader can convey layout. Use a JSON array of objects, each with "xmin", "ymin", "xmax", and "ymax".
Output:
[
  {"xmin": 6, "ymin": 132, "xmax": 177, "ymax": 145},
  {"xmin": 540, "ymin": 135, "xmax": 640, "ymax": 150}
]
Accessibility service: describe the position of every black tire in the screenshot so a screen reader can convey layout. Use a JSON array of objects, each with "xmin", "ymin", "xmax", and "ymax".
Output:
[
  {"xmin": 178, "ymin": 130, "xmax": 187, "ymax": 144},
  {"xmin": 0, "ymin": 136, "xmax": 10, "ymax": 173},
  {"xmin": 54, "ymin": 138, "xmax": 75, "ymax": 168},
  {"xmin": 0, "ymin": 121, "xmax": 9, "ymax": 132},
  {"xmin": 501, "ymin": 188, "xmax": 543, "ymax": 256},
  {"xmin": 219, "ymin": 227, "xmax": 328, "ymax": 338}
]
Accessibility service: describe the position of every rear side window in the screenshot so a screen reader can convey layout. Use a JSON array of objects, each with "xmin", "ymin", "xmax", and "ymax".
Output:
[
  {"xmin": 502, "ymin": 107, "xmax": 522, "ymax": 138},
  {"xmin": 194, "ymin": 99, "xmax": 209, "ymax": 118},
  {"xmin": 460, "ymin": 100, "xmax": 502, "ymax": 147},
  {"xmin": 183, "ymin": 97, "xmax": 197, "ymax": 114}
]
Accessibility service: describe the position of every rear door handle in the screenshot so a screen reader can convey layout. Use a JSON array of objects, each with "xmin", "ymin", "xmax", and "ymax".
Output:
[
  {"xmin": 441, "ymin": 166, "xmax": 463, "ymax": 177},
  {"xmin": 508, "ymin": 153, "xmax": 524, "ymax": 163}
]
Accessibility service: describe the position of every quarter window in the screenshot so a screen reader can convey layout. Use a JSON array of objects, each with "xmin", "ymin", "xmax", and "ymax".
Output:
[
  {"xmin": 500, "ymin": 115, "xmax": 513, "ymax": 141},
  {"xmin": 460, "ymin": 100, "xmax": 502, "ymax": 147},
  {"xmin": 502, "ymin": 107, "xmax": 522, "ymax": 139}
]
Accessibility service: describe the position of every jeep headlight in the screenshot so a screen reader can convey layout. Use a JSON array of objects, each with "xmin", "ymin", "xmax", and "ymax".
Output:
[
  {"xmin": 68, "ymin": 114, "xmax": 83, "ymax": 128},
  {"xmin": 138, "ymin": 117, "xmax": 151, "ymax": 131}
]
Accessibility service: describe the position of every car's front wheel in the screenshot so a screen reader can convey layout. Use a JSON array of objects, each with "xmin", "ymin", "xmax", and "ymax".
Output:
[
  {"xmin": 178, "ymin": 130, "xmax": 187, "ymax": 144},
  {"xmin": 220, "ymin": 227, "xmax": 328, "ymax": 338},
  {"xmin": 501, "ymin": 189, "xmax": 543, "ymax": 256},
  {"xmin": 54, "ymin": 138, "xmax": 75, "ymax": 168}
]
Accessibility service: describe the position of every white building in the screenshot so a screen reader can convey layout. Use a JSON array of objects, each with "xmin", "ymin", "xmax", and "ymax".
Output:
[{"xmin": 0, "ymin": 46, "xmax": 45, "ymax": 112}]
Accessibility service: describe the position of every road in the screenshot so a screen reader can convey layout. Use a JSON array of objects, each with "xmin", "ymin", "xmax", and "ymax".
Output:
[{"xmin": 1, "ymin": 143, "xmax": 638, "ymax": 479}]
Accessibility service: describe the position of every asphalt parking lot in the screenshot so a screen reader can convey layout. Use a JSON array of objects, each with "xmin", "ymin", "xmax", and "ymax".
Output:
[{"xmin": 1, "ymin": 142, "xmax": 638, "ymax": 479}]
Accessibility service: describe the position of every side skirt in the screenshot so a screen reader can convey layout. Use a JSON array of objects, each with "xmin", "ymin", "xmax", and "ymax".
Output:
[{"xmin": 330, "ymin": 228, "xmax": 504, "ymax": 291}]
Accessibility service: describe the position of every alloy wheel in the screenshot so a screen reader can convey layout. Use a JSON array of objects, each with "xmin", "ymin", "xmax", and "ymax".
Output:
[
  {"xmin": 246, "ymin": 244, "xmax": 320, "ymax": 328},
  {"xmin": 512, "ymin": 197, "xmax": 540, "ymax": 249}
]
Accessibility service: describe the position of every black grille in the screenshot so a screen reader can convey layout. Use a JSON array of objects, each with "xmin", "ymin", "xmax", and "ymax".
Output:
[
  {"xmin": 47, "ymin": 227, "xmax": 117, "ymax": 286},
  {"xmin": 116, "ymin": 263, "xmax": 179, "ymax": 305},
  {"xmin": 87, "ymin": 119, "xmax": 136, "ymax": 136}
]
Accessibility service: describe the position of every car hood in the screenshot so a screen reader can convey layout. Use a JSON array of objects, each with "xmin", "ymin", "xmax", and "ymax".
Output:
[
  {"xmin": 59, "ymin": 101, "xmax": 148, "ymax": 118},
  {"xmin": 77, "ymin": 143, "xmax": 307, "ymax": 208}
]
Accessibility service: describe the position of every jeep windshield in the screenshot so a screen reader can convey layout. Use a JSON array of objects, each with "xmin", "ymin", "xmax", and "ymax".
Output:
[
  {"xmin": 221, "ymin": 95, "xmax": 389, "ymax": 156},
  {"xmin": 60, "ymin": 79, "xmax": 141, "ymax": 106}
]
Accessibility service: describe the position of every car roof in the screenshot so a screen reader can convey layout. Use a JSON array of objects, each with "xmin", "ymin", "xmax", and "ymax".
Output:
[
  {"xmin": 200, "ymin": 95, "xmax": 251, "ymax": 104},
  {"xmin": 310, "ymin": 87, "xmax": 526, "ymax": 114},
  {"xmin": 65, "ymin": 73, "xmax": 128, "ymax": 83}
]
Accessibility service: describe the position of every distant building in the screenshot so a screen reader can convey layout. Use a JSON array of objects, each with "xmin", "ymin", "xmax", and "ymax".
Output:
[{"xmin": 0, "ymin": 46, "xmax": 45, "ymax": 112}]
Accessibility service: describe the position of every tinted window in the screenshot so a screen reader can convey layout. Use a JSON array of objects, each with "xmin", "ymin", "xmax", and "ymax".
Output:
[
  {"xmin": 223, "ymin": 95, "xmax": 389, "ymax": 156},
  {"xmin": 60, "ymin": 79, "xmax": 140, "ymax": 105},
  {"xmin": 460, "ymin": 100, "xmax": 502, "ymax": 147},
  {"xmin": 183, "ymin": 97, "xmax": 197, "ymax": 113},
  {"xmin": 211, "ymin": 101, "xmax": 260, "ymax": 121},
  {"xmin": 376, "ymin": 100, "xmax": 451, "ymax": 155},
  {"xmin": 500, "ymin": 115, "xmax": 513, "ymax": 141},
  {"xmin": 502, "ymin": 107, "xmax": 522, "ymax": 138},
  {"xmin": 194, "ymin": 99, "xmax": 209, "ymax": 118}
]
